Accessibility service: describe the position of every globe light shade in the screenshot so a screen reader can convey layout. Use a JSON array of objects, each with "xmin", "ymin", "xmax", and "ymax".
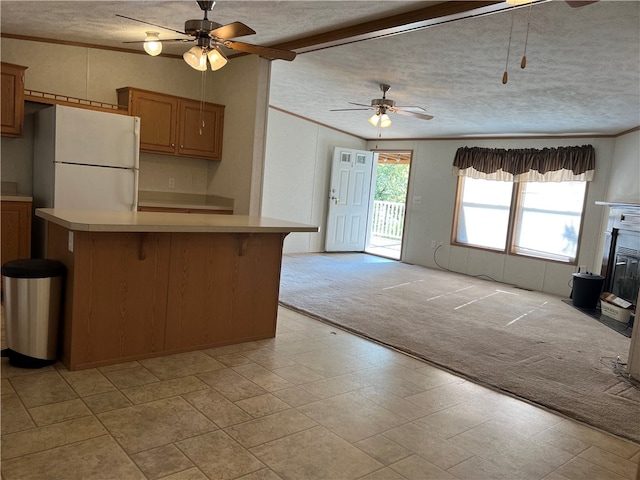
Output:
[
  {"xmin": 183, "ymin": 46, "xmax": 207, "ymax": 71},
  {"xmin": 379, "ymin": 113, "xmax": 392, "ymax": 128},
  {"xmin": 368, "ymin": 113, "xmax": 381, "ymax": 127},
  {"xmin": 143, "ymin": 32, "xmax": 162, "ymax": 56},
  {"xmin": 207, "ymin": 47, "xmax": 228, "ymax": 71}
]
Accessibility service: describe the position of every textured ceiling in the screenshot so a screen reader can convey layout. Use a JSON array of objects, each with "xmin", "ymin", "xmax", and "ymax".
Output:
[{"xmin": 1, "ymin": 0, "xmax": 639, "ymax": 139}]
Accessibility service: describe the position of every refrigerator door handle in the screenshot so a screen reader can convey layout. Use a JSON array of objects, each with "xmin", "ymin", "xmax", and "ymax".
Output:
[{"xmin": 132, "ymin": 117, "xmax": 141, "ymax": 211}]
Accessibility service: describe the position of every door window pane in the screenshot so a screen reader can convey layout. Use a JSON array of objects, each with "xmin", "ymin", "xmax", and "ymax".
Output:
[
  {"xmin": 513, "ymin": 181, "xmax": 586, "ymax": 261},
  {"xmin": 455, "ymin": 177, "xmax": 512, "ymax": 250}
]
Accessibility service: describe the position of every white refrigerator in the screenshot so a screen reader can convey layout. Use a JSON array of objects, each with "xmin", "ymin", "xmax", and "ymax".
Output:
[{"xmin": 33, "ymin": 105, "xmax": 140, "ymax": 255}]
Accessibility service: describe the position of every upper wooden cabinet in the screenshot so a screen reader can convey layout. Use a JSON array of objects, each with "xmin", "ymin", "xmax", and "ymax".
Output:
[
  {"xmin": 117, "ymin": 87, "xmax": 224, "ymax": 160},
  {"xmin": 1, "ymin": 63, "xmax": 27, "ymax": 137}
]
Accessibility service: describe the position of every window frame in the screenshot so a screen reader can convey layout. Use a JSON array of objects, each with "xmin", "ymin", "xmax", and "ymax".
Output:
[{"xmin": 451, "ymin": 176, "xmax": 589, "ymax": 265}]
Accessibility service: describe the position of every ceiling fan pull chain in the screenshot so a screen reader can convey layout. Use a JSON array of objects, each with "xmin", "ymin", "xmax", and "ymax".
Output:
[
  {"xmin": 199, "ymin": 67, "xmax": 207, "ymax": 135},
  {"xmin": 521, "ymin": 3, "xmax": 533, "ymax": 69},
  {"xmin": 502, "ymin": 9, "xmax": 515, "ymax": 84}
]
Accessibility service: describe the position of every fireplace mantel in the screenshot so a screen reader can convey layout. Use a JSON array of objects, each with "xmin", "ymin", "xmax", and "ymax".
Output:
[{"xmin": 597, "ymin": 201, "xmax": 640, "ymax": 309}]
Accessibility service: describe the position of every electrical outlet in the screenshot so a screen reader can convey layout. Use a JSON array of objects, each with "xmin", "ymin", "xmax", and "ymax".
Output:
[
  {"xmin": 431, "ymin": 240, "xmax": 437, "ymax": 249},
  {"xmin": 438, "ymin": 241, "xmax": 444, "ymax": 248},
  {"xmin": 168, "ymin": 178, "xmax": 175, "ymax": 189}
]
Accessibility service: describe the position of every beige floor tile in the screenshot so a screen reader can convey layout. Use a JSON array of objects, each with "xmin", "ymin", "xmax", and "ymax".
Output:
[
  {"xmin": 121, "ymin": 375, "xmax": 208, "ymax": 404},
  {"xmin": 97, "ymin": 361, "xmax": 142, "ymax": 373},
  {"xmin": 139, "ymin": 351, "xmax": 226, "ymax": 380},
  {"xmin": 241, "ymin": 348, "xmax": 299, "ymax": 370},
  {"xmin": 28, "ymin": 398, "xmax": 92, "ymax": 426},
  {"xmin": 578, "ymin": 446, "xmax": 638, "ymax": 478},
  {"xmin": 102, "ymin": 365, "xmax": 160, "ymax": 390},
  {"xmin": 0, "ymin": 435, "xmax": 145, "ymax": 480},
  {"xmin": 130, "ymin": 443, "xmax": 194, "ymax": 479},
  {"xmin": 382, "ymin": 422, "xmax": 474, "ymax": 470},
  {"xmin": 357, "ymin": 385, "xmax": 433, "ymax": 421},
  {"xmin": 388, "ymin": 454, "xmax": 457, "ymax": 480},
  {"xmin": 159, "ymin": 467, "xmax": 209, "ymax": 480},
  {"xmin": 233, "ymin": 363, "xmax": 294, "ymax": 391},
  {"xmin": 9, "ymin": 370, "xmax": 77, "ymax": 408},
  {"xmin": 554, "ymin": 456, "xmax": 628, "ymax": 480},
  {"xmin": 1, "ymin": 416, "xmax": 107, "ymax": 460},
  {"xmin": 531, "ymin": 427, "xmax": 592, "ymax": 456},
  {"xmin": 269, "ymin": 386, "xmax": 321, "ymax": 407},
  {"xmin": 182, "ymin": 387, "xmax": 253, "ymax": 427},
  {"xmin": 1, "ymin": 359, "xmax": 55, "ymax": 379},
  {"xmin": 271, "ymin": 364, "xmax": 326, "ymax": 385},
  {"xmin": 392, "ymin": 364, "xmax": 465, "ymax": 391},
  {"xmin": 404, "ymin": 380, "xmax": 488, "ymax": 415},
  {"xmin": 354, "ymin": 434, "xmax": 413, "ymax": 465},
  {"xmin": 213, "ymin": 352, "xmax": 255, "ymax": 367},
  {"xmin": 1, "ymin": 392, "xmax": 35, "ymax": 434},
  {"xmin": 288, "ymin": 348, "xmax": 376, "ymax": 377},
  {"xmin": 98, "ymin": 396, "xmax": 216, "ymax": 454},
  {"xmin": 235, "ymin": 393, "xmax": 291, "ymax": 417},
  {"xmin": 235, "ymin": 467, "xmax": 284, "ymax": 480},
  {"xmin": 224, "ymin": 408, "xmax": 317, "ymax": 448},
  {"xmin": 250, "ymin": 425, "xmax": 382, "ymax": 480},
  {"xmin": 197, "ymin": 368, "xmax": 267, "ymax": 401},
  {"xmin": 359, "ymin": 467, "xmax": 408, "ymax": 480},
  {"xmin": 299, "ymin": 391, "xmax": 408, "ymax": 443},
  {"xmin": 450, "ymin": 420, "xmax": 573, "ymax": 479},
  {"xmin": 82, "ymin": 390, "xmax": 133, "ymax": 414},
  {"xmin": 413, "ymin": 401, "xmax": 492, "ymax": 439},
  {"xmin": 1, "ymin": 377, "xmax": 15, "ymax": 394},
  {"xmin": 551, "ymin": 420, "xmax": 640, "ymax": 460},
  {"xmin": 299, "ymin": 371, "xmax": 373, "ymax": 399},
  {"xmin": 446, "ymin": 455, "xmax": 519, "ymax": 480},
  {"xmin": 57, "ymin": 368, "xmax": 116, "ymax": 397},
  {"xmin": 176, "ymin": 430, "xmax": 265, "ymax": 479}
]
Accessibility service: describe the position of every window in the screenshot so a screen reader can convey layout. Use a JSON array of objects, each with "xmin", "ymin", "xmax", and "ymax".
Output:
[{"xmin": 454, "ymin": 177, "xmax": 587, "ymax": 263}]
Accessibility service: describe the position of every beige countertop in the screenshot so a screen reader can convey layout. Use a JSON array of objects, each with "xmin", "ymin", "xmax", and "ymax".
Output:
[
  {"xmin": 137, "ymin": 191, "xmax": 234, "ymax": 211},
  {"xmin": 36, "ymin": 208, "xmax": 318, "ymax": 234},
  {"xmin": 1, "ymin": 194, "xmax": 33, "ymax": 202}
]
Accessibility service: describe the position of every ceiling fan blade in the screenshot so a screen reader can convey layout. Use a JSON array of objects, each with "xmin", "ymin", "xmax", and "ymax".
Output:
[
  {"xmin": 223, "ymin": 40, "xmax": 296, "ymax": 61},
  {"xmin": 330, "ymin": 108, "xmax": 372, "ymax": 112},
  {"xmin": 395, "ymin": 105, "xmax": 429, "ymax": 112},
  {"xmin": 210, "ymin": 22, "xmax": 256, "ymax": 40},
  {"xmin": 115, "ymin": 14, "xmax": 186, "ymax": 35},
  {"xmin": 122, "ymin": 38, "xmax": 192, "ymax": 44},
  {"xmin": 348, "ymin": 102, "xmax": 371, "ymax": 107},
  {"xmin": 393, "ymin": 109, "xmax": 434, "ymax": 121}
]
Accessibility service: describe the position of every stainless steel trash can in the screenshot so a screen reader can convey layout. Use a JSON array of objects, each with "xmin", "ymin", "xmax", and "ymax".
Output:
[{"xmin": 2, "ymin": 259, "xmax": 66, "ymax": 368}]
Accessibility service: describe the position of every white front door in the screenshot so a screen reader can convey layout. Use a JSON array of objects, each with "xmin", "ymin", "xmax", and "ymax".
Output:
[{"xmin": 325, "ymin": 147, "xmax": 375, "ymax": 252}]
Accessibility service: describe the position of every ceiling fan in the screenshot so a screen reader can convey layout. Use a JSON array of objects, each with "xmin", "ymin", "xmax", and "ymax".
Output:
[
  {"xmin": 118, "ymin": 0, "xmax": 296, "ymax": 71},
  {"xmin": 331, "ymin": 84, "xmax": 434, "ymax": 128}
]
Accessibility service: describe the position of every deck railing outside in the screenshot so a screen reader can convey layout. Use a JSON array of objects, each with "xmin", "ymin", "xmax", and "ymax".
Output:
[{"xmin": 371, "ymin": 200, "xmax": 405, "ymax": 240}]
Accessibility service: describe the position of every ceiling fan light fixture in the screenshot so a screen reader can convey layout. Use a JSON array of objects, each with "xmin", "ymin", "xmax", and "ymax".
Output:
[
  {"xmin": 368, "ymin": 113, "xmax": 381, "ymax": 127},
  {"xmin": 207, "ymin": 47, "xmax": 228, "ymax": 71},
  {"xmin": 183, "ymin": 46, "xmax": 207, "ymax": 71},
  {"xmin": 143, "ymin": 31, "xmax": 162, "ymax": 56},
  {"xmin": 379, "ymin": 113, "xmax": 392, "ymax": 128}
]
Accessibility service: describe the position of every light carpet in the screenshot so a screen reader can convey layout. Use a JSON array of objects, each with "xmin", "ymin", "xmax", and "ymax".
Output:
[{"xmin": 278, "ymin": 253, "xmax": 640, "ymax": 444}]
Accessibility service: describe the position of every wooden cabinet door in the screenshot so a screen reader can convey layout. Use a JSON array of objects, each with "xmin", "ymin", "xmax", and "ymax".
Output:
[
  {"xmin": 121, "ymin": 88, "xmax": 178, "ymax": 154},
  {"xmin": 177, "ymin": 99, "xmax": 225, "ymax": 160},
  {"xmin": 1, "ymin": 201, "xmax": 32, "ymax": 266},
  {"xmin": 1, "ymin": 63, "xmax": 27, "ymax": 137}
]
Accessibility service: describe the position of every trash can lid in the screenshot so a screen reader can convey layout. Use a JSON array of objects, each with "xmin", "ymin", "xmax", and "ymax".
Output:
[
  {"xmin": 572, "ymin": 272, "xmax": 605, "ymax": 280},
  {"xmin": 1, "ymin": 259, "xmax": 66, "ymax": 278}
]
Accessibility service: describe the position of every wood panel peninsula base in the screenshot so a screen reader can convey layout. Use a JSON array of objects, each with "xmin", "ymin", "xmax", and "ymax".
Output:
[{"xmin": 36, "ymin": 209, "xmax": 317, "ymax": 371}]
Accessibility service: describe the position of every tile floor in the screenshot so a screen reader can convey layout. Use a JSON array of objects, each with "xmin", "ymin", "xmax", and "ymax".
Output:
[{"xmin": 2, "ymin": 306, "xmax": 639, "ymax": 480}]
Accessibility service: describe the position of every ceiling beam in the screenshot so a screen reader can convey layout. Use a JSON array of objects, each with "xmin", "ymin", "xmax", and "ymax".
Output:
[{"xmin": 270, "ymin": 1, "xmax": 517, "ymax": 54}]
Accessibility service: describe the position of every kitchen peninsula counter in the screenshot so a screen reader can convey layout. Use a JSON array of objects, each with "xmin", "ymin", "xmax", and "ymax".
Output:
[{"xmin": 37, "ymin": 208, "xmax": 317, "ymax": 370}]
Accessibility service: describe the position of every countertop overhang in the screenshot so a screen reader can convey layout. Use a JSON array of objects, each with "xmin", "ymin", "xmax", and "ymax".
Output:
[{"xmin": 36, "ymin": 208, "xmax": 318, "ymax": 233}]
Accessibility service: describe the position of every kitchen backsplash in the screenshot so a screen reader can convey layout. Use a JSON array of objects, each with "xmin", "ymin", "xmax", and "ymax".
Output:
[{"xmin": 138, "ymin": 152, "xmax": 209, "ymax": 194}]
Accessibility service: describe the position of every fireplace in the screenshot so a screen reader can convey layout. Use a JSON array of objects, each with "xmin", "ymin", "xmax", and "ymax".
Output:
[{"xmin": 599, "ymin": 202, "xmax": 640, "ymax": 310}]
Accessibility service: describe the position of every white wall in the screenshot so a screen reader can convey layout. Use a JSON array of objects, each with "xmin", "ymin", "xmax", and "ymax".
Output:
[
  {"xmin": 0, "ymin": 38, "xmax": 264, "ymax": 213},
  {"xmin": 368, "ymin": 137, "xmax": 615, "ymax": 297},
  {"xmin": 263, "ymin": 105, "xmax": 635, "ymax": 297},
  {"xmin": 262, "ymin": 108, "xmax": 366, "ymax": 253}
]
